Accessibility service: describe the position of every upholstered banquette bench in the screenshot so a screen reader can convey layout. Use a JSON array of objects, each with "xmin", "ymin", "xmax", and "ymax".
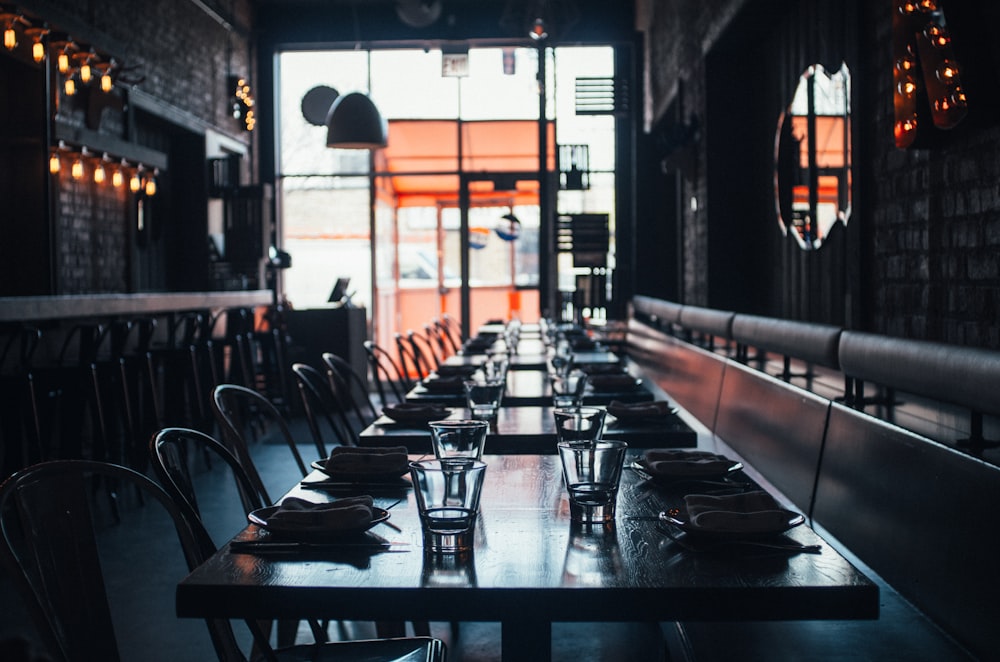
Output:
[{"xmin": 624, "ymin": 298, "xmax": 999, "ymax": 661}]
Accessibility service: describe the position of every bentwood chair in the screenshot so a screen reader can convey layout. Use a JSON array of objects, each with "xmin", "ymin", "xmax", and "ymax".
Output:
[
  {"xmin": 362, "ymin": 341, "xmax": 410, "ymax": 406},
  {"xmin": 394, "ymin": 332, "xmax": 428, "ymax": 383},
  {"xmin": 408, "ymin": 329, "xmax": 441, "ymax": 375},
  {"xmin": 291, "ymin": 363, "xmax": 357, "ymax": 454},
  {"xmin": 0, "ymin": 459, "xmax": 446, "ymax": 662},
  {"xmin": 321, "ymin": 352, "xmax": 379, "ymax": 431},
  {"xmin": 211, "ymin": 383, "xmax": 311, "ymax": 503}
]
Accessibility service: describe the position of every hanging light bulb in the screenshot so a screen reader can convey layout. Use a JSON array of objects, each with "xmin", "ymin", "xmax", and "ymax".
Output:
[
  {"xmin": 2, "ymin": 15, "xmax": 18, "ymax": 51},
  {"xmin": 129, "ymin": 166, "xmax": 143, "ymax": 193},
  {"xmin": 25, "ymin": 27, "xmax": 48, "ymax": 62},
  {"xmin": 79, "ymin": 61, "xmax": 91, "ymax": 83},
  {"xmin": 100, "ymin": 69, "xmax": 112, "ymax": 92},
  {"xmin": 64, "ymin": 75, "xmax": 76, "ymax": 96},
  {"xmin": 57, "ymin": 48, "xmax": 69, "ymax": 72},
  {"xmin": 113, "ymin": 159, "xmax": 128, "ymax": 188},
  {"xmin": 71, "ymin": 155, "xmax": 84, "ymax": 180},
  {"xmin": 93, "ymin": 154, "xmax": 107, "ymax": 184},
  {"xmin": 144, "ymin": 169, "xmax": 157, "ymax": 196},
  {"xmin": 49, "ymin": 151, "xmax": 60, "ymax": 174}
]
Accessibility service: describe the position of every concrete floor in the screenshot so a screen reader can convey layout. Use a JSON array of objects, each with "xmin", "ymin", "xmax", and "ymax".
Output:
[{"xmin": 1, "ymin": 425, "xmax": 668, "ymax": 661}]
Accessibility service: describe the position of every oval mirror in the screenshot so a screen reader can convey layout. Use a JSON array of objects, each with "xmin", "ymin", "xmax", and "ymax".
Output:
[{"xmin": 775, "ymin": 63, "xmax": 851, "ymax": 250}]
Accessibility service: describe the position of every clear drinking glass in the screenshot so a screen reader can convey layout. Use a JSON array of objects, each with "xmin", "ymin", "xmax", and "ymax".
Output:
[
  {"xmin": 464, "ymin": 377, "xmax": 505, "ymax": 420},
  {"xmin": 410, "ymin": 459, "xmax": 487, "ymax": 553},
  {"xmin": 557, "ymin": 439, "xmax": 628, "ymax": 524},
  {"xmin": 552, "ymin": 406, "xmax": 606, "ymax": 445},
  {"xmin": 429, "ymin": 419, "xmax": 489, "ymax": 461}
]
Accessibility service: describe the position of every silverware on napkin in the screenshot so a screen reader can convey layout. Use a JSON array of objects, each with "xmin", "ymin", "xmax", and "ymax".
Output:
[{"xmin": 229, "ymin": 540, "xmax": 410, "ymax": 555}]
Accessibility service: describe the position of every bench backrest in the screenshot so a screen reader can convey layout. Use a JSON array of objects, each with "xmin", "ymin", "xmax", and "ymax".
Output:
[
  {"xmin": 813, "ymin": 402, "xmax": 1000, "ymax": 660},
  {"xmin": 714, "ymin": 359, "xmax": 830, "ymax": 514},
  {"xmin": 677, "ymin": 305, "xmax": 734, "ymax": 350},
  {"xmin": 631, "ymin": 295, "xmax": 683, "ymax": 333},
  {"xmin": 839, "ymin": 331, "xmax": 1000, "ymax": 417},
  {"xmin": 626, "ymin": 318, "xmax": 727, "ymax": 431},
  {"xmin": 731, "ymin": 314, "xmax": 842, "ymax": 370}
]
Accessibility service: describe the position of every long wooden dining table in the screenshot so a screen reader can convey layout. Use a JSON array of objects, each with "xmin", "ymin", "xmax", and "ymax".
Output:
[{"xmin": 175, "ymin": 452, "xmax": 878, "ymax": 661}]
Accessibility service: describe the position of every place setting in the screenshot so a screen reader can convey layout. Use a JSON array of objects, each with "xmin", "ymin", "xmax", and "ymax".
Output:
[
  {"xmin": 232, "ymin": 494, "xmax": 410, "ymax": 563},
  {"xmin": 302, "ymin": 445, "xmax": 414, "ymax": 492},
  {"xmin": 379, "ymin": 402, "xmax": 453, "ymax": 427}
]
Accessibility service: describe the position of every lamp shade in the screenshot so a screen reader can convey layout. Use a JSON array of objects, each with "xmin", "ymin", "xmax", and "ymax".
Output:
[{"xmin": 325, "ymin": 92, "xmax": 388, "ymax": 149}]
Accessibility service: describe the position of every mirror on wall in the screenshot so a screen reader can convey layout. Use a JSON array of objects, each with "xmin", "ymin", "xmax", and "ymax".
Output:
[{"xmin": 774, "ymin": 63, "xmax": 851, "ymax": 250}]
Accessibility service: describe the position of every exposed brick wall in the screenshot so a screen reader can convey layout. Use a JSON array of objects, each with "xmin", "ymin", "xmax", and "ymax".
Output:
[{"xmin": 18, "ymin": 0, "xmax": 254, "ymax": 295}]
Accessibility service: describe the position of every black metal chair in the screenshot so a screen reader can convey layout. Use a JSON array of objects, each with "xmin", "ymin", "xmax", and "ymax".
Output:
[
  {"xmin": 321, "ymin": 352, "xmax": 379, "ymax": 431},
  {"xmin": 0, "ymin": 457, "xmax": 447, "ymax": 662},
  {"xmin": 211, "ymin": 383, "xmax": 311, "ymax": 502},
  {"xmin": 394, "ymin": 332, "xmax": 427, "ymax": 383},
  {"xmin": 291, "ymin": 362, "xmax": 357, "ymax": 455},
  {"xmin": 362, "ymin": 341, "xmax": 410, "ymax": 406}
]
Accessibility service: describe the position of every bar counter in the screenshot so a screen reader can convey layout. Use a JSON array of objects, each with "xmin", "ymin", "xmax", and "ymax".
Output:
[{"xmin": 0, "ymin": 291, "xmax": 273, "ymax": 322}]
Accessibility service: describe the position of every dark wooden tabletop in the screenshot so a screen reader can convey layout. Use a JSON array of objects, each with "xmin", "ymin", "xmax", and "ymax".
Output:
[
  {"xmin": 359, "ymin": 405, "xmax": 697, "ymax": 453},
  {"xmin": 176, "ymin": 453, "xmax": 878, "ymax": 661}
]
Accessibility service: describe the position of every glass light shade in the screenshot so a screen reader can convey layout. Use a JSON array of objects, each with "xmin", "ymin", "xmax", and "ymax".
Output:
[{"xmin": 325, "ymin": 92, "xmax": 388, "ymax": 149}]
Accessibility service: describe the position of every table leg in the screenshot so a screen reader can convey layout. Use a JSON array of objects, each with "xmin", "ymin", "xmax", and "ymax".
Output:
[{"xmin": 502, "ymin": 619, "xmax": 551, "ymax": 662}]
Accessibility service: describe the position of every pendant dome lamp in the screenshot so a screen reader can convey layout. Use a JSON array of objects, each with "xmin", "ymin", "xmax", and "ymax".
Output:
[{"xmin": 325, "ymin": 91, "xmax": 388, "ymax": 149}]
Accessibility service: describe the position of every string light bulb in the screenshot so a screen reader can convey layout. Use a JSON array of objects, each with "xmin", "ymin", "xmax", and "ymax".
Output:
[
  {"xmin": 57, "ymin": 48, "xmax": 69, "ymax": 72},
  {"xmin": 144, "ymin": 169, "xmax": 157, "ymax": 196},
  {"xmin": 129, "ymin": 166, "xmax": 143, "ymax": 193},
  {"xmin": 25, "ymin": 27, "xmax": 48, "ymax": 62},
  {"xmin": 2, "ymin": 15, "xmax": 17, "ymax": 50},
  {"xmin": 71, "ymin": 156, "xmax": 84, "ymax": 180},
  {"xmin": 100, "ymin": 69, "xmax": 112, "ymax": 92},
  {"xmin": 49, "ymin": 151, "xmax": 60, "ymax": 174},
  {"xmin": 64, "ymin": 75, "xmax": 76, "ymax": 96},
  {"xmin": 93, "ymin": 154, "xmax": 107, "ymax": 184},
  {"xmin": 113, "ymin": 159, "xmax": 128, "ymax": 188}
]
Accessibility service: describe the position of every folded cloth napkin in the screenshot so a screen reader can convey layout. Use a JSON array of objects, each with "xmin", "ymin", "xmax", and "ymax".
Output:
[
  {"xmin": 324, "ymin": 446, "xmax": 410, "ymax": 476},
  {"xmin": 383, "ymin": 402, "xmax": 450, "ymax": 424},
  {"xmin": 434, "ymin": 364, "xmax": 480, "ymax": 377},
  {"xmin": 642, "ymin": 449, "xmax": 736, "ymax": 477},
  {"xmin": 266, "ymin": 495, "xmax": 374, "ymax": 531},
  {"xmin": 607, "ymin": 399, "xmax": 673, "ymax": 420},
  {"xmin": 684, "ymin": 491, "xmax": 792, "ymax": 534},
  {"xmin": 588, "ymin": 374, "xmax": 639, "ymax": 392},
  {"xmin": 422, "ymin": 375, "xmax": 467, "ymax": 392}
]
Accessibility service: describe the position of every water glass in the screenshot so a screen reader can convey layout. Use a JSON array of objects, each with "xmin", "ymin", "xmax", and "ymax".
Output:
[
  {"xmin": 410, "ymin": 459, "xmax": 487, "ymax": 553},
  {"xmin": 551, "ymin": 369, "xmax": 589, "ymax": 408},
  {"xmin": 553, "ymin": 406, "xmax": 606, "ymax": 445},
  {"xmin": 464, "ymin": 377, "xmax": 505, "ymax": 420},
  {"xmin": 429, "ymin": 419, "xmax": 489, "ymax": 461},
  {"xmin": 557, "ymin": 440, "xmax": 628, "ymax": 524}
]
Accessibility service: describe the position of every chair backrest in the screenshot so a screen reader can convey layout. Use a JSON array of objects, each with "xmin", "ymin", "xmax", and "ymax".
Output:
[
  {"xmin": 435, "ymin": 316, "xmax": 461, "ymax": 355},
  {"xmin": 394, "ymin": 332, "xmax": 427, "ymax": 382},
  {"xmin": 291, "ymin": 362, "xmax": 356, "ymax": 456},
  {"xmin": 363, "ymin": 341, "xmax": 408, "ymax": 405},
  {"xmin": 410, "ymin": 328, "xmax": 441, "ymax": 371},
  {"xmin": 212, "ymin": 383, "xmax": 310, "ymax": 503},
  {"xmin": 321, "ymin": 352, "xmax": 379, "ymax": 427},
  {"xmin": 0, "ymin": 459, "xmax": 245, "ymax": 662}
]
